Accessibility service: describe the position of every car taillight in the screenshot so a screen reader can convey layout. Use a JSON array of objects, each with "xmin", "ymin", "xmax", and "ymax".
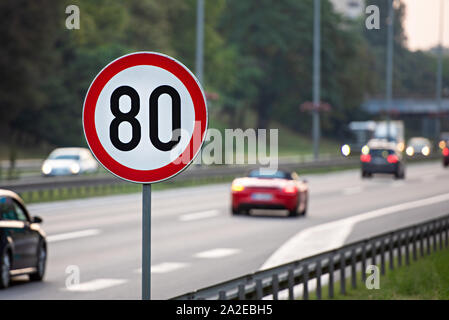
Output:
[
  {"xmin": 443, "ymin": 148, "xmax": 449, "ymax": 157},
  {"xmin": 283, "ymin": 185, "xmax": 297, "ymax": 194},
  {"xmin": 360, "ymin": 154, "xmax": 371, "ymax": 162},
  {"xmin": 387, "ymin": 154, "xmax": 399, "ymax": 163}
]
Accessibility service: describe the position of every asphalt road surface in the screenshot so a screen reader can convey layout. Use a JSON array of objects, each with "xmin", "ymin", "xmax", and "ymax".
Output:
[{"xmin": 1, "ymin": 161, "xmax": 448, "ymax": 299}]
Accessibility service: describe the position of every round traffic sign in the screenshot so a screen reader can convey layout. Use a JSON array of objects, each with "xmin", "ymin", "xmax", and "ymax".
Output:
[{"xmin": 83, "ymin": 52, "xmax": 208, "ymax": 183}]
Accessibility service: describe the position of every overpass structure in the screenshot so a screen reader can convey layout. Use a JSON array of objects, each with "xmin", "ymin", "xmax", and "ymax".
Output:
[{"xmin": 362, "ymin": 98, "xmax": 449, "ymax": 138}]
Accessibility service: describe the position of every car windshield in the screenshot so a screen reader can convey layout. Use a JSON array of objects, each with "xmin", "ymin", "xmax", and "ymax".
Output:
[
  {"xmin": 248, "ymin": 170, "xmax": 291, "ymax": 179},
  {"xmin": 49, "ymin": 154, "xmax": 80, "ymax": 161},
  {"xmin": 370, "ymin": 149, "xmax": 394, "ymax": 157}
]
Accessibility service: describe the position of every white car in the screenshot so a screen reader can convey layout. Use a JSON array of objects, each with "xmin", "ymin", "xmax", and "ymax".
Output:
[
  {"xmin": 406, "ymin": 137, "xmax": 432, "ymax": 157},
  {"xmin": 41, "ymin": 148, "xmax": 98, "ymax": 176}
]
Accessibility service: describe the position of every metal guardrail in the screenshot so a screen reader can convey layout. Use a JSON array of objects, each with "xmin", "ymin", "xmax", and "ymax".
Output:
[
  {"xmin": 0, "ymin": 155, "xmax": 358, "ymax": 197},
  {"xmin": 172, "ymin": 214, "xmax": 449, "ymax": 300}
]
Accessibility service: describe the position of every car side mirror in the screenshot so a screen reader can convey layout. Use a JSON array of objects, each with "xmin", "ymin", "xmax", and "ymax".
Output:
[{"xmin": 32, "ymin": 216, "xmax": 43, "ymax": 224}]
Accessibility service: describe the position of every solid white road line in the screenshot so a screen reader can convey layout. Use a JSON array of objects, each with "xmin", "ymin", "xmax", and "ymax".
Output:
[
  {"xmin": 194, "ymin": 248, "xmax": 241, "ymax": 259},
  {"xmin": 47, "ymin": 229, "xmax": 101, "ymax": 243},
  {"xmin": 260, "ymin": 192, "xmax": 449, "ymax": 270},
  {"xmin": 64, "ymin": 279, "xmax": 127, "ymax": 292},
  {"xmin": 179, "ymin": 210, "xmax": 220, "ymax": 222},
  {"xmin": 135, "ymin": 262, "xmax": 190, "ymax": 274}
]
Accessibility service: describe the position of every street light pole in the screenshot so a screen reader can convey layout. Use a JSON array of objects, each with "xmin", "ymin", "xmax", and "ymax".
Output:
[
  {"xmin": 385, "ymin": 0, "xmax": 395, "ymax": 141},
  {"xmin": 313, "ymin": 0, "xmax": 321, "ymax": 160},
  {"xmin": 195, "ymin": 0, "xmax": 205, "ymax": 84},
  {"xmin": 436, "ymin": 0, "xmax": 445, "ymax": 138}
]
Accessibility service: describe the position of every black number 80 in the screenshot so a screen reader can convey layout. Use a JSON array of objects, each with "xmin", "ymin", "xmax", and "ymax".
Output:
[{"xmin": 109, "ymin": 85, "xmax": 181, "ymax": 152}]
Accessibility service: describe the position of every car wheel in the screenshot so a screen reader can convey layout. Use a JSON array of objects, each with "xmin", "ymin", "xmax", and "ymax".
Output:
[
  {"xmin": 29, "ymin": 242, "xmax": 46, "ymax": 282},
  {"xmin": 299, "ymin": 198, "xmax": 308, "ymax": 216},
  {"xmin": 0, "ymin": 250, "xmax": 11, "ymax": 289},
  {"xmin": 232, "ymin": 207, "xmax": 243, "ymax": 215},
  {"xmin": 288, "ymin": 202, "xmax": 300, "ymax": 217}
]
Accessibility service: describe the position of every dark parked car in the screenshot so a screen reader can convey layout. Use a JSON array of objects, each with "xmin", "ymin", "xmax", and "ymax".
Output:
[
  {"xmin": 0, "ymin": 190, "xmax": 47, "ymax": 288},
  {"xmin": 361, "ymin": 140, "xmax": 405, "ymax": 179}
]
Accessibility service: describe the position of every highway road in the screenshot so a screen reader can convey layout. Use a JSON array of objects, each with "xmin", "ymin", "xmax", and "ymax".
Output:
[{"xmin": 0, "ymin": 161, "xmax": 448, "ymax": 299}]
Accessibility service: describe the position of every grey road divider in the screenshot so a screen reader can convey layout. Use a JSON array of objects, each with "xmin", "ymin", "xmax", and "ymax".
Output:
[
  {"xmin": 0, "ymin": 155, "xmax": 358, "ymax": 202},
  {"xmin": 172, "ymin": 214, "xmax": 449, "ymax": 300}
]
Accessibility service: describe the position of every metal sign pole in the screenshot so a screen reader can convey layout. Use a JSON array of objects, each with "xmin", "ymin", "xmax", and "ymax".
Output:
[{"xmin": 142, "ymin": 183, "xmax": 151, "ymax": 300}]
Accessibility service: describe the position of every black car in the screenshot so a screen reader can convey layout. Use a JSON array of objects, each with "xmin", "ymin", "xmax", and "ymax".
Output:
[
  {"xmin": 361, "ymin": 143, "xmax": 405, "ymax": 179},
  {"xmin": 443, "ymin": 146, "xmax": 449, "ymax": 168},
  {"xmin": 0, "ymin": 190, "xmax": 47, "ymax": 288}
]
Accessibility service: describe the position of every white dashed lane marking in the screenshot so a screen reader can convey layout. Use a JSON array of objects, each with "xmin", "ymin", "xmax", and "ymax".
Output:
[
  {"xmin": 47, "ymin": 229, "xmax": 101, "ymax": 243},
  {"xmin": 194, "ymin": 248, "xmax": 241, "ymax": 259},
  {"xmin": 135, "ymin": 262, "xmax": 190, "ymax": 274},
  {"xmin": 342, "ymin": 186, "xmax": 363, "ymax": 195},
  {"xmin": 179, "ymin": 210, "xmax": 220, "ymax": 222},
  {"xmin": 64, "ymin": 279, "xmax": 127, "ymax": 292}
]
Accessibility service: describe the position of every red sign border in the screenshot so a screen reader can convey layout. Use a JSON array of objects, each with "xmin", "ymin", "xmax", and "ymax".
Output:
[{"xmin": 83, "ymin": 52, "xmax": 208, "ymax": 184}]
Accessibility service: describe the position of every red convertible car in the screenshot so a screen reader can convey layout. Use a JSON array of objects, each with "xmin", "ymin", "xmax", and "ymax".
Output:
[{"xmin": 231, "ymin": 169, "xmax": 309, "ymax": 217}]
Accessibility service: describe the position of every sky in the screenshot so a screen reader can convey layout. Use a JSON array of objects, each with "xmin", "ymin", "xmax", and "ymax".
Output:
[{"xmin": 402, "ymin": 0, "xmax": 449, "ymax": 51}]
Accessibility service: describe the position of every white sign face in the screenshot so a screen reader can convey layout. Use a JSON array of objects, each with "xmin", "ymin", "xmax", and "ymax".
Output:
[{"xmin": 83, "ymin": 52, "xmax": 208, "ymax": 183}]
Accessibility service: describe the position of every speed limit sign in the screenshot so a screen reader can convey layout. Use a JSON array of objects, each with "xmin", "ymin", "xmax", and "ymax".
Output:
[
  {"xmin": 82, "ymin": 52, "xmax": 207, "ymax": 300},
  {"xmin": 83, "ymin": 52, "xmax": 208, "ymax": 183}
]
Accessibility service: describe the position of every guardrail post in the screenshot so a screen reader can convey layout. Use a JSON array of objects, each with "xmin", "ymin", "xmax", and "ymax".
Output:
[
  {"xmin": 361, "ymin": 242, "xmax": 367, "ymax": 282},
  {"xmin": 238, "ymin": 284, "xmax": 245, "ymax": 300},
  {"xmin": 328, "ymin": 253, "xmax": 334, "ymax": 299},
  {"xmin": 303, "ymin": 263, "xmax": 309, "ymax": 300},
  {"xmin": 405, "ymin": 230, "xmax": 410, "ymax": 266},
  {"xmin": 426, "ymin": 224, "xmax": 431, "ymax": 255},
  {"xmin": 272, "ymin": 274, "xmax": 279, "ymax": 300},
  {"xmin": 380, "ymin": 239, "xmax": 386, "ymax": 275},
  {"xmin": 351, "ymin": 248, "xmax": 357, "ymax": 289},
  {"xmin": 316, "ymin": 260, "xmax": 322, "ymax": 300},
  {"xmin": 288, "ymin": 269, "xmax": 295, "ymax": 300},
  {"xmin": 371, "ymin": 240, "xmax": 376, "ymax": 267},
  {"xmin": 419, "ymin": 226, "xmax": 425, "ymax": 257},
  {"xmin": 412, "ymin": 227, "xmax": 418, "ymax": 261},
  {"xmin": 397, "ymin": 233, "xmax": 402, "ymax": 267},
  {"xmin": 433, "ymin": 221, "xmax": 438, "ymax": 252},
  {"xmin": 219, "ymin": 291, "xmax": 226, "ymax": 300},
  {"xmin": 438, "ymin": 220, "xmax": 443, "ymax": 251},
  {"xmin": 444, "ymin": 219, "xmax": 449, "ymax": 248},
  {"xmin": 256, "ymin": 279, "xmax": 263, "ymax": 300},
  {"xmin": 389, "ymin": 234, "xmax": 394, "ymax": 271},
  {"xmin": 340, "ymin": 251, "xmax": 346, "ymax": 296}
]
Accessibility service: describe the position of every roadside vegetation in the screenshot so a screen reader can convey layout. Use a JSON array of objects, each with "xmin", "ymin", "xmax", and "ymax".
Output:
[{"xmin": 316, "ymin": 248, "xmax": 449, "ymax": 300}]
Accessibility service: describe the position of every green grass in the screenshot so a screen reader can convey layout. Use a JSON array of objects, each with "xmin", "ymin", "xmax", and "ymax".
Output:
[{"xmin": 316, "ymin": 248, "xmax": 449, "ymax": 300}]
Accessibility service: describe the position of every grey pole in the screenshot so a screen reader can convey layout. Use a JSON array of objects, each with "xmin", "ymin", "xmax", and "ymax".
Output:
[
  {"xmin": 385, "ymin": 0, "xmax": 395, "ymax": 141},
  {"xmin": 195, "ymin": 0, "xmax": 205, "ymax": 84},
  {"xmin": 313, "ymin": 0, "xmax": 321, "ymax": 160},
  {"xmin": 142, "ymin": 183, "xmax": 151, "ymax": 300},
  {"xmin": 436, "ymin": 0, "xmax": 445, "ymax": 138}
]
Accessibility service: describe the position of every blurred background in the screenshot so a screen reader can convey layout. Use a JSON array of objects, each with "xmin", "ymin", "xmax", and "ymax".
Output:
[{"xmin": 0, "ymin": 0, "xmax": 448, "ymax": 175}]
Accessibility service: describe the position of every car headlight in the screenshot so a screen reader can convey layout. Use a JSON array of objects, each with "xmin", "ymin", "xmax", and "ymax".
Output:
[
  {"xmin": 406, "ymin": 146, "xmax": 414, "ymax": 156},
  {"xmin": 42, "ymin": 163, "xmax": 52, "ymax": 175},
  {"xmin": 70, "ymin": 163, "xmax": 80, "ymax": 174},
  {"xmin": 231, "ymin": 183, "xmax": 245, "ymax": 192},
  {"xmin": 397, "ymin": 142, "xmax": 405, "ymax": 152},
  {"xmin": 361, "ymin": 145, "xmax": 370, "ymax": 155},
  {"xmin": 439, "ymin": 140, "xmax": 446, "ymax": 150},
  {"xmin": 341, "ymin": 144, "xmax": 351, "ymax": 157},
  {"xmin": 421, "ymin": 146, "xmax": 430, "ymax": 156}
]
